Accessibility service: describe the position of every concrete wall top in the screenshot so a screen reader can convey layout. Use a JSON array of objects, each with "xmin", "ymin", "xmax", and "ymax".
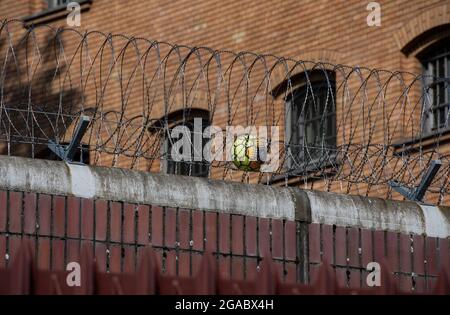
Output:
[{"xmin": 0, "ymin": 155, "xmax": 448, "ymax": 238}]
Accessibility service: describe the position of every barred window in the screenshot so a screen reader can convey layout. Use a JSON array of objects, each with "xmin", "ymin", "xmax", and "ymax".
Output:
[
  {"xmin": 158, "ymin": 109, "xmax": 210, "ymax": 178},
  {"xmin": 421, "ymin": 40, "xmax": 450, "ymax": 133},
  {"xmin": 285, "ymin": 71, "xmax": 336, "ymax": 173}
]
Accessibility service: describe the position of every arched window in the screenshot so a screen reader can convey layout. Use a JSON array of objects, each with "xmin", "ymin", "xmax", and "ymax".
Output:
[
  {"xmin": 284, "ymin": 70, "xmax": 336, "ymax": 172},
  {"xmin": 419, "ymin": 39, "xmax": 450, "ymax": 133}
]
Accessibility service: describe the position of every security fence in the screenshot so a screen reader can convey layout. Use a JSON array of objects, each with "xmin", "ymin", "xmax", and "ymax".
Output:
[{"xmin": 0, "ymin": 19, "xmax": 449, "ymax": 204}]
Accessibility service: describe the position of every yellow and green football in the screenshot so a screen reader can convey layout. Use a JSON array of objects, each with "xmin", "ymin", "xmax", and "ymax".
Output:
[{"xmin": 232, "ymin": 134, "xmax": 262, "ymax": 172}]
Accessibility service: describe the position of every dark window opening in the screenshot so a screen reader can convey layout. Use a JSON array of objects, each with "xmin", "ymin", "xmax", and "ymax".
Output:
[
  {"xmin": 164, "ymin": 117, "xmax": 210, "ymax": 178},
  {"xmin": 47, "ymin": 0, "xmax": 71, "ymax": 8}
]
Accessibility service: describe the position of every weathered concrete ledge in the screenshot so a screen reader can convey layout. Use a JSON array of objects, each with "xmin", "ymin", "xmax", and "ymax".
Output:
[
  {"xmin": 0, "ymin": 155, "xmax": 299, "ymax": 220},
  {"xmin": 0, "ymin": 155, "xmax": 449, "ymax": 238}
]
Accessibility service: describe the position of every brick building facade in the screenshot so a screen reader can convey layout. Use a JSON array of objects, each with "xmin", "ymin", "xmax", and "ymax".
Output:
[
  {"xmin": 0, "ymin": 1, "xmax": 449, "ymax": 295},
  {"xmin": 0, "ymin": 1, "xmax": 449, "ymax": 203},
  {"xmin": 1, "ymin": 0, "xmax": 447, "ymax": 74}
]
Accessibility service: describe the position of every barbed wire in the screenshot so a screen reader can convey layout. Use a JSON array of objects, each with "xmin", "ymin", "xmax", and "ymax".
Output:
[{"xmin": 0, "ymin": 19, "xmax": 449, "ymax": 205}]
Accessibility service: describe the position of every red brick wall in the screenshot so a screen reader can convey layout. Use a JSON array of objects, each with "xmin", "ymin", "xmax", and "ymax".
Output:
[
  {"xmin": 0, "ymin": 189, "xmax": 448, "ymax": 293},
  {"xmin": 1, "ymin": 0, "xmax": 445, "ymax": 72}
]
